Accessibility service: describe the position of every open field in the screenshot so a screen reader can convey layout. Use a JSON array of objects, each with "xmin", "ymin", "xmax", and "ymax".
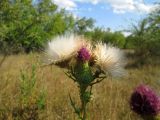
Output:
[{"xmin": 0, "ymin": 54, "xmax": 160, "ymax": 120}]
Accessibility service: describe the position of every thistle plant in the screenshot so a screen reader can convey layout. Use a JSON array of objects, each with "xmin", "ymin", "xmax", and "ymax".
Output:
[
  {"xmin": 130, "ymin": 85, "xmax": 160, "ymax": 120},
  {"xmin": 45, "ymin": 34, "xmax": 125, "ymax": 119}
]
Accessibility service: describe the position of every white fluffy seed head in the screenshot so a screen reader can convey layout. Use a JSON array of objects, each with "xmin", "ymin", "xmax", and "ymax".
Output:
[
  {"xmin": 44, "ymin": 34, "xmax": 93, "ymax": 65},
  {"xmin": 43, "ymin": 34, "xmax": 126, "ymax": 76},
  {"xmin": 93, "ymin": 42, "xmax": 126, "ymax": 77},
  {"xmin": 44, "ymin": 34, "xmax": 83, "ymax": 64}
]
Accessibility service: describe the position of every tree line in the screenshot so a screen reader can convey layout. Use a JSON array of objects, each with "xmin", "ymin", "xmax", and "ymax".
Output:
[
  {"xmin": 0, "ymin": 0, "xmax": 160, "ymax": 56},
  {"xmin": 0, "ymin": 0, "xmax": 94, "ymax": 54}
]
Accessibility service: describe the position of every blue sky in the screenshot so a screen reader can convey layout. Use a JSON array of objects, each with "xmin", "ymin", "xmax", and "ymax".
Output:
[{"xmin": 53, "ymin": 0, "xmax": 158, "ymax": 32}]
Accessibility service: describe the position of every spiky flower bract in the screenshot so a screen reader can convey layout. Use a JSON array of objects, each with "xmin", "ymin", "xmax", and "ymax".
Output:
[
  {"xmin": 74, "ymin": 46, "xmax": 93, "ymax": 84},
  {"xmin": 130, "ymin": 85, "xmax": 160, "ymax": 116},
  {"xmin": 93, "ymin": 43, "xmax": 125, "ymax": 77}
]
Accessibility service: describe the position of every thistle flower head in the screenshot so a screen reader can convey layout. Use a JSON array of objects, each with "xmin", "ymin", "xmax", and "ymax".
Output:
[
  {"xmin": 130, "ymin": 85, "xmax": 160, "ymax": 116},
  {"xmin": 44, "ymin": 34, "xmax": 83, "ymax": 64},
  {"xmin": 77, "ymin": 47, "xmax": 91, "ymax": 62},
  {"xmin": 93, "ymin": 43, "xmax": 125, "ymax": 77}
]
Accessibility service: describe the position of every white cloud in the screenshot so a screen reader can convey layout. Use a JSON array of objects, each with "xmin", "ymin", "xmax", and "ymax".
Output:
[
  {"xmin": 74, "ymin": 0, "xmax": 101, "ymax": 5},
  {"xmin": 91, "ymin": 0, "xmax": 100, "ymax": 4},
  {"xmin": 107, "ymin": 0, "xmax": 135, "ymax": 13},
  {"xmin": 134, "ymin": 2, "xmax": 156, "ymax": 13},
  {"xmin": 122, "ymin": 31, "xmax": 131, "ymax": 37},
  {"xmin": 52, "ymin": 0, "xmax": 157, "ymax": 14},
  {"xmin": 52, "ymin": 0, "xmax": 77, "ymax": 10},
  {"xmin": 106, "ymin": 0, "xmax": 156, "ymax": 14}
]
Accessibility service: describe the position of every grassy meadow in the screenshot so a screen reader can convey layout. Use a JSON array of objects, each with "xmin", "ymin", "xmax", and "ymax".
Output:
[{"xmin": 0, "ymin": 53, "xmax": 160, "ymax": 120}]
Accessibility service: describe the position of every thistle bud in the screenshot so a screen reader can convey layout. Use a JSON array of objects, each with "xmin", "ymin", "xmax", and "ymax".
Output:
[
  {"xmin": 77, "ymin": 47, "xmax": 91, "ymax": 62},
  {"xmin": 74, "ymin": 47, "xmax": 93, "ymax": 84},
  {"xmin": 130, "ymin": 85, "xmax": 160, "ymax": 119}
]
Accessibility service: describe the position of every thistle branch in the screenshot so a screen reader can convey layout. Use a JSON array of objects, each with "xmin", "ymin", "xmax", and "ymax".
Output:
[
  {"xmin": 90, "ymin": 77, "xmax": 106, "ymax": 86},
  {"xmin": 64, "ymin": 71, "xmax": 77, "ymax": 82},
  {"xmin": 69, "ymin": 94, "xmax": 82, "ymax": 119}
]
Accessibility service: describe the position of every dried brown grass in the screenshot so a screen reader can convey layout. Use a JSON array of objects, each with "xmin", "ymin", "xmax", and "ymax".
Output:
[{"xmin": 0, "ymin": 54, "xmax": 160, "ymax": 120}]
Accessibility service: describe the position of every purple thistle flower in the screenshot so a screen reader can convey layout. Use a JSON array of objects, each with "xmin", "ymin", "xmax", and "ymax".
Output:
[
  {"xmin": 77, "ymin": 47, "xmax": 91, "ymax": 61},
  {"xmin": 130, "ymin": 85, "xmax": 160, "ymax": 116}
]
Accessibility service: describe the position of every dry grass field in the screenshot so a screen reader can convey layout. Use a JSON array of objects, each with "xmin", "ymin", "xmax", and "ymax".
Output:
[{"xmin": 0, "ymin": 54, "xmax": 160, "ymax": 120}]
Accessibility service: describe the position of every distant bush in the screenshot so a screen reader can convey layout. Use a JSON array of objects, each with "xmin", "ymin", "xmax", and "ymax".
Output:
[
  {"xmin": 85, "ymin": 27, "xmax": 126, "ymax": 48},
  {"xmin": 125, "ymin": 6, "xmax": 160, "ymax": 56}
]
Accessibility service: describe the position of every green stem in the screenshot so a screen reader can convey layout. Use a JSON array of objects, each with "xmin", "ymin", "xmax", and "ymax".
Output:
[
  {"xmin": 81, "ymin": 96, "xmax": 87, "ymax": 120},
  {"xmin": 80, "ymin": 85, "xmax": 88, "ymax": 120}
]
